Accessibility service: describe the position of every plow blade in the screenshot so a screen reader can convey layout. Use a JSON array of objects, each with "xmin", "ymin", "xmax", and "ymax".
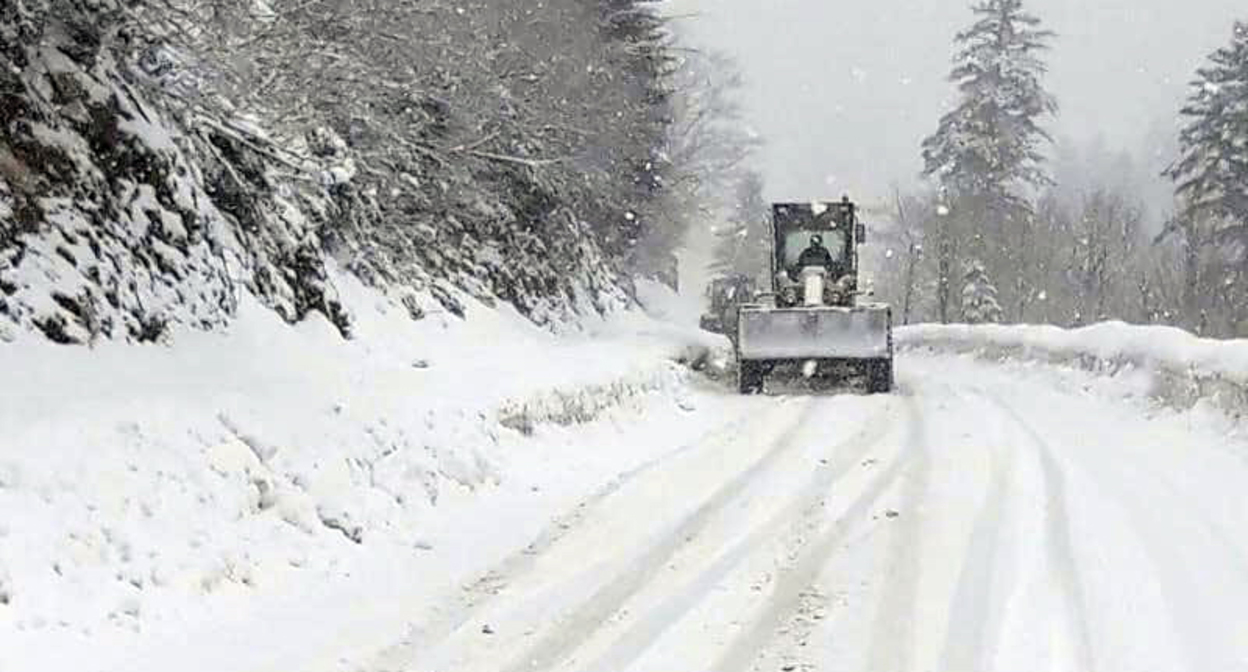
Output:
[{"xmin": 737, "ymin": 305, "xmax": 892, "ymax": 360}]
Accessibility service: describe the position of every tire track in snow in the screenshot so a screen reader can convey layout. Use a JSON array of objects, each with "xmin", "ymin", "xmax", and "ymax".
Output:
[
  {"xmin": 1007, "ymin": 392, "xmax": 1240, "ymax": 672},
  {"xmin": 859, "ymin": 389, "xmax": 932, "ymax": 672},
  {"xmin": 935, "ymin": 395, "xmax": 1017, "ymax": 672},
  {"xmin": 990, "ymin": 398, "xmax": 1097, "ymax": 672},
  {"xmin": 1060, "ymin": 454, "xmax": 1224, "ymax": 672},
  {"xmin": 575, "ymin": 397, "xmax": 905, "ymax": 672},
  {"xmin": 371, "ymin": 408, "xmax": 784, "ymax": 669},
  {"xmin": 493, "ymin": 399, "xmax": 827, "ymax": 672},
  {"xmin": 710, "ymin": 394, "xmax": 925, "ymax": 672}
]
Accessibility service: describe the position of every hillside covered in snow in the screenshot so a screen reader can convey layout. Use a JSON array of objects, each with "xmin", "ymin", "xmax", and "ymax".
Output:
[
  {"xmin": 0, "ymin": 0, "xmax": 684, "ymax": 344},
  {"xmin": 0, "ymin": 269, "xmax": 734, "ymax": 671}
]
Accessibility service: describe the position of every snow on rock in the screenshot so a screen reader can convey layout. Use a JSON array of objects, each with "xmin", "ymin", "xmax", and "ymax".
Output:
[
  {"xmin": 0, "ymin": 26, "xmax": 349, "ymax": 343},
  {"xmin": 0, "ymin": 270, "xmax": 720, "ymax": 672},
  {"xmin": 898, "ymin": 322, "xmax": 1248, "ymax": 419}
]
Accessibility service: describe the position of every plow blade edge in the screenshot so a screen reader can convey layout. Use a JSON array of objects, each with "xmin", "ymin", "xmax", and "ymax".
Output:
[{"xmin": 737, "ymin": 305, "xmax": 892, "ymax": 360}]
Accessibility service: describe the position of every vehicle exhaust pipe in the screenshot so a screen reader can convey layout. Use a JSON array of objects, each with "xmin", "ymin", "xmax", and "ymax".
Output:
[{"xmin": 801, "ymin": 267, "xmax": 826, "ymax": 307}]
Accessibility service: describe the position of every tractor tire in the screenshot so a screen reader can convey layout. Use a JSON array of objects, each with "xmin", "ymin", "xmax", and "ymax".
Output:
[
  {"xmin": 866, "ymin": 358, "xmax": 893, "ymax": 394},
  {"xmin": 738, "ymin": 360, "xmax": 765, "ymax": 394}
]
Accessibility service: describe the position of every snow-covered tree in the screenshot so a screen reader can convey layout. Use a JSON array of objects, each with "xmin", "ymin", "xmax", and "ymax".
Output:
[
  {"xmin": 922, "ymin": 0, "xmax": 1057, "ymax": 320},
  {"xmin": 1165, "ymin": 21, "xmax": 1248, "ymax": 335},
  {"xmin": 870, "ymin": 187, "xmax": 934, "ymax": 326},
  {"xmin": 961, "ymin": 261, "xmax": 1004, "ymax": 324},
  {"xmin": 599, "ymin": 0, "xmax": 676, "ymax": 259},
  {"xmin": 710, "ymin": 171, "xmax": 770, "ymax": 282},
  {"xmin": 0, "ymin": 0, "xmax": 688, "ymax": 341},
  {"xmin": 639, "ymin": 50, "xmax": 760, "ymax": 288},
  {"xmin": 1169, "ymin": 21, "xmax": 1248, "ymax": 231},
  {"xmin": 1067, "ymin": 190, "xmax": 1142, "ymax": 324},
  {"xmin": 173, "ymin": 0, "xmax": 676, "ymax": 310}
]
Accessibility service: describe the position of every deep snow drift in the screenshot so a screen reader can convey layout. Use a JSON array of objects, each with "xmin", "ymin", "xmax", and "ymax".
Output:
[
  {"xmin": 0, "ymin": 274, "xmax": 730, "ymax": 672},
  {"xmin": 899, "ymin": 322, "xmax": 1248, "ymax": 381},
  {"xmin": 898, "ymin": 322, "xmax": 1248, "ymax": 421}
]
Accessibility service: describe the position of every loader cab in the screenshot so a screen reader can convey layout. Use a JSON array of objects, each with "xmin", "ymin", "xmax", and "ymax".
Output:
[{"xmin": 771, "ymin": 199, "xmax": 862, "ymax": 307}]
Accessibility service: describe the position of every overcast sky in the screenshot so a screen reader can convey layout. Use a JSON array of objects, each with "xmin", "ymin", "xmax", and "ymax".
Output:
[{"xmin": 664, "ymin": 0, "xmax": 1245, "ymax": 207}]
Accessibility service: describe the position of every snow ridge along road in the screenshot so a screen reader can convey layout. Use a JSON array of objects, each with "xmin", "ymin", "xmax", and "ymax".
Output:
[{"xmin": 376, "ymin": 350, "xmax": 1248, "ymax": 672}]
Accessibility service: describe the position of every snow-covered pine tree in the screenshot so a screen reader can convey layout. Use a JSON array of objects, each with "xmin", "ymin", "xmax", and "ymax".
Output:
[
  {"xmin": 961, "ymin": 261, "xmax": 1004, "ymax": 324},
  {"xmin": 710, "ymin": 171, "xmax": 770, "ymax": 282},
  {"xmin": 601, "ymin": 0, "xmax": 677, "ymax": 270},
  {"xmin": 1166, "ymin": 21, "xmax": 1248, "ymax": 335},
  {"xmin": 921, "ymin": 0, "xmax": 1057, "ymax": 322},
  {"xmin": 1169, "ymin": 21, "xmax": 1248, "ymax": 226}
]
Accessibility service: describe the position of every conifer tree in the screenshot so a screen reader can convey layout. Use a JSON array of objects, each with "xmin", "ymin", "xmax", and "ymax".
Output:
[
  {"xmin": 922, "ymin": 0, "xmax": 1057, "ymax": 320},
  {"xmin": 1167, "ymin": 21, "xmax": 1248, "ymax": 290},
  {"xmin": 962, "ymin": 260, "xmax": 1004, "ymax": 323}
]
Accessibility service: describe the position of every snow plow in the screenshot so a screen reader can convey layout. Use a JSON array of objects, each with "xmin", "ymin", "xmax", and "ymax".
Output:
[{"xmin": 736, "ymin": 198, "xmax": 893, "ymax": 394}]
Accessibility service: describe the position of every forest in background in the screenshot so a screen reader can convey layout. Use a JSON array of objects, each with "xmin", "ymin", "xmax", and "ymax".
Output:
[{"xmin": 711, "ymin": 2, "xmax": 1248, "ymax": 339}]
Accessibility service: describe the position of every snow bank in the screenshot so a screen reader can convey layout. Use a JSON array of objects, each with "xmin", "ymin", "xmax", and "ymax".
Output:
[
  {"xmin": 0, "ymin": 271, "xmax": 722, "ymax": 672},
  {"xmin": 898, "ymin": 322, "xmax": 1248, "ymax": 419}
]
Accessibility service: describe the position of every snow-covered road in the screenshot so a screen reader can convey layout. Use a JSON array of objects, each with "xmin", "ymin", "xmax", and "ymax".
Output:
[{"xmin": 367, "ymin": 352, "xmax": 1248, "ymax": 672}]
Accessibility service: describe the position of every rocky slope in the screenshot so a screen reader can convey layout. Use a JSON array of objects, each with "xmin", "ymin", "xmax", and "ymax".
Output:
[{"xmin": 0, "ymin": 0, "xmax": 673, "ymax": 344}]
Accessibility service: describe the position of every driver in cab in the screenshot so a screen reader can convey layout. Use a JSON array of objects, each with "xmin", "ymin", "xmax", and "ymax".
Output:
[{"xmin": 797, "ymin": 234, "xmax": 834, "ymax": 271}]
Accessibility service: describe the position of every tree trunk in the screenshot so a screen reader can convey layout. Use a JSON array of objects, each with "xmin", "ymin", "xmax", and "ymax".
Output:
[
  {"xmin": 1182, "ymin": 220, "xmax": 1200, "ymax": 332},
  {"xmin": 902, "ymin": 240, "xmax": 919, "ymax": 326}
]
